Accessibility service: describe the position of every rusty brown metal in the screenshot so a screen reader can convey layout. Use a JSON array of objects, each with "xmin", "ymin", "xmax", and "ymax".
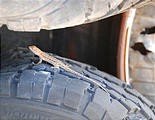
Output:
[{"xmin": 117, "ymin": 9, "xmax": 136, "ymax": 83}]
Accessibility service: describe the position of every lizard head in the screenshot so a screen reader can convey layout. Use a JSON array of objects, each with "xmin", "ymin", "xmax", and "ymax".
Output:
[{"xmin": 29, "ymin": 45, "xmax": 42, "ymax": 56}]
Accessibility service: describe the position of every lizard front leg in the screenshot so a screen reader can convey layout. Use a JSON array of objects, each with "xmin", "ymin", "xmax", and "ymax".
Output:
[{"xmin": 32, "ymin": 57, "xmax": 43, "ymax": 65}]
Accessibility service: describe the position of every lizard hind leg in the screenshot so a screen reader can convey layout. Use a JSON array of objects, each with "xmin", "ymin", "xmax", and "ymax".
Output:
[{"xmin": 50, "ymin": 64, "xmax": 60, "ymax": 72}]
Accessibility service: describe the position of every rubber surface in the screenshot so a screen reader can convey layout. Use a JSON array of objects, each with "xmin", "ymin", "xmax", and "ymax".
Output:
[
  {"xmin": 0, "ymin": 47, "xmax": 155, "ymax": 120},
  {"xmin": 0, "ymin": 0, "xmax": 151, "ymax": 31}
]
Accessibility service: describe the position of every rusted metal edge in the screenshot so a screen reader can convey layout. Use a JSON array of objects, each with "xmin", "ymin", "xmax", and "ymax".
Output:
[{"xmin": 117, "ymin": 9, "xmax": 136, "ymax": 84}]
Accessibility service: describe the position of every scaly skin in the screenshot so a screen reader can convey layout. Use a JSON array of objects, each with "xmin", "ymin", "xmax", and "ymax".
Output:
[{"xmin": 29, "ymin": 45, "xmax": 108, "ymax": 92}]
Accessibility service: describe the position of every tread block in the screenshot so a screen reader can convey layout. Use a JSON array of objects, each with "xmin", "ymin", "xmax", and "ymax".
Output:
[
  {"xmin": 107, "ymin": 99, "xmax": 128, "ymax": 119},
  {"xmin": 32, "ymin": 71, "xmax": 50, "ymax": 100},
  {"xmin": 139, "ymin": 101, "xmax": 155, "ymax": 119},
  {"xmin": 7, "ymin": 20, "xmax": 23, "ymax": 31},
  {"xmin": 138, "ymin": 95, "xmax": 154, "ymax": 108},
  {"xmin": 17, "ymin": 81, "xmax": 32, "ymax": 99},
  {"xmin": 64, "ymin": 78, "xmax": 90, "ymax": 110},
  {"xmin": 17, "ymin": 70, "xmax": 50, "ymax": 100},
  {"xmin": 23, "ymin": 18, "xmax": 40, "ymax": 31},
  {"xmin": 17, "ymin": 70, "xmax": 36, "ymax": 99},
  {"xmin": 83, "ymin": 102, "xmax": 106, "ymax": 120},
  {"xmin": 140, "ymin": 105, "xmax": 154, "ymax": 120},
  {"xmin": 94, "ymin": 89, "xmax": 128, "ymax": 120},
  {"xmin": 109, "ymin": 90, "xmax": 140, "ymax": 113},
  {"xmin": 83, "ymin": 89, "xmax": 110, "ymax": 120},
  {"xmin": 47, "ymin": 74, "xmax": 69, "ymax": 106},
  {"xmin": 0, "ymin": 72, "xmax": 15, "ymax": 96},
  {"xmin": 125, "ymin": 88, "xmax": 154, "ymax": 107},
  {"xmin": 125, "ymin": 88, "xmax": 155, "ymax": 119}
]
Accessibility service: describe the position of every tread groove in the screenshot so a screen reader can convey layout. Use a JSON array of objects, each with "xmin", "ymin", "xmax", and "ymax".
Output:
[
  {"xmin": 43, "ymin": 78, "xmax": 52, "ymax": 103},
  {"xmin": 81, "ymin": 91, "xmax": 92, "ymax": 115},
  {"xmin": 10, "ymin": 72, "xmax": 21, "ymax": 97},
  {"xmin": 101, "ymin": 110, "xmax": 107, "ymax": 120}
]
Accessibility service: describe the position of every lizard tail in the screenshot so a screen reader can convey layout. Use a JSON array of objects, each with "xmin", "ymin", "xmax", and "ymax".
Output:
[{"xmin": 72, "ymin": 70, "xmax": 108, "ymax": 93}]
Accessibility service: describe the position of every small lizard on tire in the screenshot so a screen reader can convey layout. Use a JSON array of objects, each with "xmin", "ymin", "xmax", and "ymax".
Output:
[{"xmin": 29, "ymin": 45, "xmax": 108, "ymax": 92}]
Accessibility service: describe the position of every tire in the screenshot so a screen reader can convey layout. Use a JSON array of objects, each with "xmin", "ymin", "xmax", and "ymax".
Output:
[
  {"xmin": 0, "ymin": 47, "xmax": 155, "ymax": 120},
  {"xmin": 0, "ymin": 0, "xmax": 151, "ymax": 31}
]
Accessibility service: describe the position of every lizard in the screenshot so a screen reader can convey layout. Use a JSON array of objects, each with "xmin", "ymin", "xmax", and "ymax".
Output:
[{"xmin": 29, "ymin": 45, "xmax": 108, "ymax": 92}]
